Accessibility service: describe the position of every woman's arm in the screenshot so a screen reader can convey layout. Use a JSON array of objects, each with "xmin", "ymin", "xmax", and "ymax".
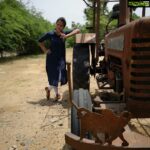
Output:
[
  {"xmin": 66, "ymin": 29, "xmax": 80, "ymax": 38},
  {"xmin": 61, "ymin": 29, "xmax": 80, "ymax": 39},
  {"xmin": 38, "ymin": 32, "xmax": 51, "ymax": 54},
  {"xmin": 39, "ymin": 42, "xmax": 51, "ymax": 54}
]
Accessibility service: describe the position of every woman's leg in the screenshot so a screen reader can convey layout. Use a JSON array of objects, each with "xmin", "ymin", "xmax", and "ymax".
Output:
[
  {"xmin": 45, "ymin": 66, "xmax": 51, "ymax": 100},
  {"xmin": 53, "ymin": 86, "xmax": 61, "ymax": 100},
  {"xmin": 46, "ymin": 85, "xmax": 60, "ymax": 100},
  {"xmin": 48, "ymin": 85, "xmax": 53, "ymax": 91},
  {"xmin": 45, "ymin": 86, "xmax": 50, "ymax": 100},
  {"xmin": 52, "ymin": 70, "xmax": 61, "ymax": 100},
  {"xmin": 45, "ymin": 67, "xmax": 61, "ymax": 100}
]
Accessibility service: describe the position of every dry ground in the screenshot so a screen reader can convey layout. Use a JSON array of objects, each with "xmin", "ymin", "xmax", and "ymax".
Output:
[
  {"xmin": 0, "ymin": 48, "xmax": 149, "ymax": 150},
  {"xmin": 0, "ymin": 48, "xmax": 92, "ymax": 150}
]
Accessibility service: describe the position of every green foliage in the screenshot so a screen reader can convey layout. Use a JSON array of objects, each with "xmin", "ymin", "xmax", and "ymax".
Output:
[
  {"xmin": 83, "ymin": 1, "xmax": 141, "ymax": 40},
  {"xmin": 0, "ymin": 0, "xmax": 54, "ymax": 57},
  {"xmin": 83, "ymin": 1, "xmax": 112, "ymax": 39},
  {"xmin": 132, "ymin": 13, "xmax": 140, "ymax": 20}
]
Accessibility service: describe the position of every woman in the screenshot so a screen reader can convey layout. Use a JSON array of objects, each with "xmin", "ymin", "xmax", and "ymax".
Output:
[{"xmin": 38, "ymin": 17, "xmax": 80, "ymax": 100}]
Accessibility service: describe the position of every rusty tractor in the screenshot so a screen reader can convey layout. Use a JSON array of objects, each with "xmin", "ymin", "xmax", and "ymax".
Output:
[{"xmin": 66, "ymin": 0, "xmax": 150, "ymax": 149}]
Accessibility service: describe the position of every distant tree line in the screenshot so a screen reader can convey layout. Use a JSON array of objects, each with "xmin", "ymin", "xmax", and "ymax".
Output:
[
  {"xmin": 0, "ymin": 0, "xmax": 140, "ymax": 58},
  {"xmin": 0, "ymin": 0, "xmax": 54, "ymax": 57},
  {"xmin": 0, "ymin": 0, "xmax": 87, "ymax": 58}
]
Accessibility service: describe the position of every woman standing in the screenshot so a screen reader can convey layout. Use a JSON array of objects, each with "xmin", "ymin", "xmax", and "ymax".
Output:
[{"xmin": 38, "ymin": 17, "xmax": 80, "ymax": 100}]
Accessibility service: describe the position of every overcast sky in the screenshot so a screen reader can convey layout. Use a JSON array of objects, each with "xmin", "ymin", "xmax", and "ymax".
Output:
[
  {"xmin": 21, "ymin": 0, "xmax": 150, "ymax": 28},
  {"xmin": 21, "ymin": 0, "xmax": 87, "ymax": 27}
]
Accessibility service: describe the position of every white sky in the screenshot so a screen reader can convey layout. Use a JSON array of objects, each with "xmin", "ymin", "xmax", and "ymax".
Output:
[
  {"xmin": 21, "ymin": 0, "xmax": 87, "ymax": 27},
  {"xmin": 21, "ymin": 0, "xmax": 150, "ymax": 28}
]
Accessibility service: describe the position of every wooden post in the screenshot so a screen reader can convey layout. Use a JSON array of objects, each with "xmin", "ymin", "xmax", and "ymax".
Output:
[{"xmin": 66, "ymin": 62, "xmax": 72, "ymax": 107}]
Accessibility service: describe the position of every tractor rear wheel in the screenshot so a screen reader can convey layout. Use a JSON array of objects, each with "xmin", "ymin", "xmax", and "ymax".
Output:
[
  {"xmin": 71, "ymin": 89, "xmax": 92, "ymax": 137},
  {"xmin": 73, "ymin": 44, "xmax": 90, "ymax": 90},
  {"xmin": 71, "ymin": 44, "xmax": 91, "ymax": 137}
]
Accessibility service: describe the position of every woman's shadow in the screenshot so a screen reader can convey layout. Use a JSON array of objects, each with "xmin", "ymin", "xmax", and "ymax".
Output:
[{"xmin": 27, "ymin": 90, "xmax": 70, "ymax": 109}]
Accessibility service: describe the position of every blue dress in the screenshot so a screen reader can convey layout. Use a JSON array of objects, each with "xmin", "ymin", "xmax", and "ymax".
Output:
[{"xmin": 38, "ymin": 30, "xmax": 71, "ymax": 87}]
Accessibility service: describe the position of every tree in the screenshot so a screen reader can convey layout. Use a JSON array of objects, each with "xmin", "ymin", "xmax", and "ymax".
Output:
[
  {"xmin": 83, "ymin": 1, "xmax": 140, "ymax": 40},
  {"xmin": 83, "ymin": 0, "xmax": 110, "ymax": 40},
  {"xmin": 0, "ymin": 0, "xmax": 54, "ymax": 57}
]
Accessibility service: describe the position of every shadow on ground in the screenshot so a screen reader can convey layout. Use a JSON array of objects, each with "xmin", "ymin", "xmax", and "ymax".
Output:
[
  {"xmin": 27, "ymin": 90, "xmax": 71, "ymax": 109},
  {"xmin": 27, "ymin": 98, "xmax": 57, "ymax": 107},
  {"xmin": 62, "ymin": 144, "xmax": 72, "ymax": 150},
  {"xmin": 128, "ymin": 120, "xmax": 150, "ymax": 137}
]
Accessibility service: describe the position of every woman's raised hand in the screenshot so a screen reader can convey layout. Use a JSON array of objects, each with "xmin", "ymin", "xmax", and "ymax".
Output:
[{"xmin": 60, "ymin": 33, "xmax": 67, "ymax": 39}]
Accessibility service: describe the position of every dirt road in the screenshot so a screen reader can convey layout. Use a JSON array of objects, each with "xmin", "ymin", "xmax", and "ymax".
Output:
[
  {"xmin": 0, "ymin": 49, "xmax": 80, "ymax": 150},
  {"xmin": 0, "ymin": 48, "xmax": 150, "ymax": 150}
]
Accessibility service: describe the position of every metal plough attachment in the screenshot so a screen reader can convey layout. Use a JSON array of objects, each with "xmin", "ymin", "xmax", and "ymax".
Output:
[
  {"xmin": 65, "ymin": 133, "xmax": 149, "ymax": 150},
  {"xmin": 65, "ymin": 102, "xmax": 147, "ymax": 150},
  {"xmin": 65, "ymin": 132, "xmax": 149, "ymax": 150}
]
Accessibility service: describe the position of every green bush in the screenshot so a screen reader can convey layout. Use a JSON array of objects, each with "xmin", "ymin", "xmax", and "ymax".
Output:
[{"xmin": 0, "ymin": 0, "xmax": 54, "ymax": 57}]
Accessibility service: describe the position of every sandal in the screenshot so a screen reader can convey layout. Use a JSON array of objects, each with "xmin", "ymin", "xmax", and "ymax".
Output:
[
  {"xmin": 45, "ymin": 87, "xmax": 50, "ymax": 100},
  {"xmin": 55, "ymin": 93, "xmax": 61, "ymax": 100}
]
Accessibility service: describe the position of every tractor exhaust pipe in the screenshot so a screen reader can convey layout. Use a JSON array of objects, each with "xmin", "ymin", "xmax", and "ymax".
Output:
[{"xmin": 119, "ymin": 0, "xmax": 130, "ymax": 26}]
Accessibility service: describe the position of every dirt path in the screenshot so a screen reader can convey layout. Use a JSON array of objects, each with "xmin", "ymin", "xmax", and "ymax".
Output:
[
  {"xmin": 0, "ymin": 49, "xmax": 79, "ymax": 150},
  {"xmin": 1, "ymin": 49, "xmax": 150, "ymax": 150}
]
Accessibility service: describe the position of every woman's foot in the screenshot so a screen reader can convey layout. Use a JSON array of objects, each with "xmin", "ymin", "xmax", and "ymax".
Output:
[
  {"xmin": 45, "ymin": 87, "xmax": 50, "ymax": 100},
  {"xmin": 55, "ymin": 93, "xmax": 61, "ymax": 100}
]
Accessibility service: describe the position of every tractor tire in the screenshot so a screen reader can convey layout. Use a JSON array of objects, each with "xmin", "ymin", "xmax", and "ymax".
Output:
[
  {"xmin": 71, "ymin": 89, "xmax": 92, "ymax": 137},
  {"xmin": 71, "ymin": 90, "xmax": 80, "ymax": 136},
  {"xmin": 73, "ymin": 44, "xmax": 90, "ymax": 90}
]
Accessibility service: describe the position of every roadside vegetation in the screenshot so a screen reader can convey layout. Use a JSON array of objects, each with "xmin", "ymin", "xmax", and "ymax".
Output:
[
  {"xmin": 0, "ymin": 0, "xmax": 55, "ymax": 57},
  {"xmin": 0, "ymin": 0, "xmax": 139, "ymax": 59}
]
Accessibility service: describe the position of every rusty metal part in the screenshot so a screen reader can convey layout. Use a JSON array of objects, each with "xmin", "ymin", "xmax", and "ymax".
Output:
[
  {"xmin": 75, "ymin": 33, "xmax": 96, "ymax": 43},
  {"xmin": 65, "ymin": 132, "xmax": 149, "ymax": 150},
  {"xmin": 104, "ymin": 17, "xmax": 150, "ymax": 117},
  {"xmin": 77, "ymin": 107, "xmax": 131, "ymax": 145},
  {"xmin": 96, "ymin": 74, "xmax": 113, "ymax": 90},
  {"xmin": 119, "ymin": 0, "xmax": 130, "ymax": 26},
  {"xmin": 71, "ymin": 89, "xmax": 92, "ymax": 135},
  {"xmin": 66, "ymin": 62, "xmax": 72, "ymax": 107}
]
